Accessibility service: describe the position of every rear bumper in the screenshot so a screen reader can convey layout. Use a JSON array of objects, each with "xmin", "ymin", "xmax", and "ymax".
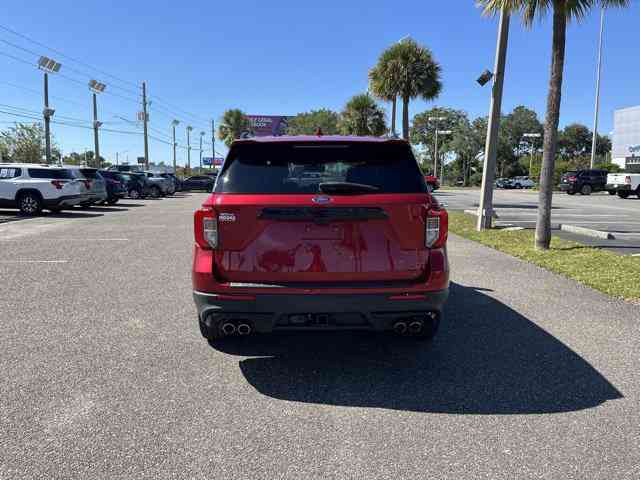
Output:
[
  {"xmin": 44, "ymin": 194, "xmax": 85, "ymax": 208},
  {"xmin": 559, "ymin": 183, "xmax": 575, "ymax": 192},
  {"xmin": 193, "ymin": 288, "xmax": 449, "ymax": 333},
  {"xmin": 606, "ymin": 183, "xmax": 631, "ymax": 192}
]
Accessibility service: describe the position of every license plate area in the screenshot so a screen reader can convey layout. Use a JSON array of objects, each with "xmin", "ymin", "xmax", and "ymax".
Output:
[{"xmin": 277, "ymin": 313, "xmax": 367, "ymax": 327}]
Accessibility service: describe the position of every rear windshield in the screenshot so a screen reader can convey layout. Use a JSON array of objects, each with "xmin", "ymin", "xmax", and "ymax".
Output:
[
  {"xmin": 28, "ymin": 168, "xmax": 74, "ymax": 179},
  {"xmin": 215, "ymin": 142, "xmax": 427, "ymax": 194},
  {"xmin": 80, "ymin": 169, "xmax": 100, "ymax": 179}
]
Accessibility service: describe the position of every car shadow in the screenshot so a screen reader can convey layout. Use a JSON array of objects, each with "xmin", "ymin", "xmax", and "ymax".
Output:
[
  {"xmin": 46, "ymin": 211, "xmax": 105, "ymax": 219},
  {"xmin": 114, "ymin": 203, "xmax": 145, "ymax": 208},
  {"xmin": 209, "ymin": 283, "xmax": 622, "ymax": 415}
]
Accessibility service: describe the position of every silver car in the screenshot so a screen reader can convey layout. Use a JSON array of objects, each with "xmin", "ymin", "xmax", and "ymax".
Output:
[
  {"xmin": 142, "ymin": 171, "xmax": 172, "ymax": 197},
  {"xmin": 64, "ymin": 166, "xmax": 108, "ymax": 207}
]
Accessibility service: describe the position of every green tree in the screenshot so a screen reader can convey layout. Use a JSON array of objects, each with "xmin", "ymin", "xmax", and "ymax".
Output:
[
  {"xmin": 338, "ymin": 94, "xmax": 387, "ymax": 137},
  {"xmin": 288, "ymin": 109, "xmax": 340, "ymax": 135},
  {"xmin": 478, "ymin": 0, "xmax": 630, "ymax": 250},
  {"xmin": 217, "ymin": 109, "xmax": 252, "ymax": 147},
  {"xmin": 449, "ymin": 117, "xmax": 486, "ymax": 186},
  {"xmin": 411, "ymin": 107, "xmax": 468, "ymax": 172},
  {"xmin": 373, "ymin": 38, "xmax": 442, "ymax": 140},
  {"xmin": 0, "ymin": 123, "xmax": 44, "ymax": 163},
  {"xmin": 369, "ymin": 55, "xmax": 402, "ymax": 135},
  {"xmin": 502, "ymin": 105, "xmax": 544, "ymax": 157}
]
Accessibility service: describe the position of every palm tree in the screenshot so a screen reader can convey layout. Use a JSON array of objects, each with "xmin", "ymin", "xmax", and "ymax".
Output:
[
  {"xmin": 478, "ymin": 0, "xmax": 629, "ymax": 250},
  {"xmin": 217, "ymin": 109, "xmax": 252, "ymax": 147},
  {"xmin": 369, "ymin": 58, "xmax": 401, "ymax": 135},
  {"xmin": 338, "ymin": 94, "xmax": 387, "ymax": 137},
  {"xmin": 373, "ymin": 39, "xmax": 442, "ymax": 140}
]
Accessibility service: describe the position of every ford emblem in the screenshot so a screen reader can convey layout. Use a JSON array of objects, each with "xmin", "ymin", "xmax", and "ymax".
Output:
[{"xmin": 312, "ymin": 195, "xmax": 332, "ymax": 204}]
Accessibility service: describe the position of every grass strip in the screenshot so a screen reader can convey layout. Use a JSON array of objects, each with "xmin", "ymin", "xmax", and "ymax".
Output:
[{"xmin": 448, "ymin": 211, "xmax": 640, "ymax": 303}]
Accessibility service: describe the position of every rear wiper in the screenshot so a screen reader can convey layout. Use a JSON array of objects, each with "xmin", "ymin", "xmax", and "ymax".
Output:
[{"xmin": 318, "ymin": 182, "xmax": 380, "ymax": 195}]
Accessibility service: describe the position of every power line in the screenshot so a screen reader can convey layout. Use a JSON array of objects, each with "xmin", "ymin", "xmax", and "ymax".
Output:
[{"xmin": 0, "ymin": 23, "xmax": 141, "ymax": 91}]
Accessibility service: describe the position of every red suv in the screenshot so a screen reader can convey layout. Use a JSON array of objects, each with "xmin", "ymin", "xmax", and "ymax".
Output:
[{"xmin": 192, "ymin": 136, "xmax": 449, "ymax": 341}]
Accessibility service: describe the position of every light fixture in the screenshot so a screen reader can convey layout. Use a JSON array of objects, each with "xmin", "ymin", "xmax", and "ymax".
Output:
[
  {"xmin": 88, "ymin": 79, "xmax": 106, "ymax": 93},
  {"xmin": 38, "ymin": 56, "xmax": 62, "ymax": 73},
  {"xmin": 477, "ymin": 69, "xmax": 494, "ymax": 87}
]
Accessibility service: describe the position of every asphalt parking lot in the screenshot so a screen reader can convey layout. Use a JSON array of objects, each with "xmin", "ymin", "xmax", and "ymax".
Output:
[
  {"xmin": 2, "ymin": 193, "xmax": 640, "ymax": 479},
  {"xmin": 436, "ymin": 188, "xmax": 640, "ymax": 255}
]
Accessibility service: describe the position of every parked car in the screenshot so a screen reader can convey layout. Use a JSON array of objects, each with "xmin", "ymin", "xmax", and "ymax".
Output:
[
  {"xmin": 127, "ymin": 172, "xmax": 152, "ymax": 199},
  {"xmin": 510, "ymin": 176, "xmax": 535, "ymax": 189},
  {"xmin": 559, "ymin": 169, "xmax": 608, "ymax": 195},
  {"xmin": 159, "ymin": 173, "xmax": 181, "ymax": 192},
  {"xmin": 495, "ymin": 178, "xmax": 513, "ymax": 189},
  {"xmin": 98, "ymin": 170, "xmax": 128, "ymax": 205},
  {"xmin": 424, "ymin": 173, "xmax": 440, "ymax": 192},
  {"xmin": 142, "ymin": 171, "xmax": 172, "ymax": 197},
  {"xmin": 114, "ymin": 172, "xmax": 146, "ymax": 199},
  {"xmin": 192, "ymin": 136, "xmax": 449, "ymax": 342},
  {"xmin": 0, "ymin": 163, "xmax": 86, "ymax": 214},
  {"xmin": 63, "ymin": 166, "xmax": 108, "ymax": 207},
  {"xmin": 606, "ymin": 173, "xmax": 640, "ymax": 199},
  {"xmin": 182, "ymin": 175, "xmax": 215, "ymax": 192}
]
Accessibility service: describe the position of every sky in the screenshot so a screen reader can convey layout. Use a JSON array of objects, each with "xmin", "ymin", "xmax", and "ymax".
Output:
[{"xmin": 1, "ymin": 0, "xmax": 638, "ymax": 167}]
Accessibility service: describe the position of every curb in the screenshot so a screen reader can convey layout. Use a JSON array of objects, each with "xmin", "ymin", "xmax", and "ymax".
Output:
[
  {"xmin": 560, "ymin": 224, "xmax": 615, "ymax": 240},
  {"xmin": 463, "ymin": 209, "xmax": 499, "ymax": 219}
]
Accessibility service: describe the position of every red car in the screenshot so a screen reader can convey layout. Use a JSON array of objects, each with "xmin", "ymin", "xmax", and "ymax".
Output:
[
  {"xmin": 424, "ymin": 174, "xmax": 440, "ymax": 192},
  {"xmin": 192, "ymin": 135, "xmax": 449, "ymax": 341}
]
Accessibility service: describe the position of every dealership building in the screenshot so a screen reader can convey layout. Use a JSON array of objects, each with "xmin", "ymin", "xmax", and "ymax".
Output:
[{"xmin": 612, "ymin": 106, "xmax": 640, "ymax": 172}]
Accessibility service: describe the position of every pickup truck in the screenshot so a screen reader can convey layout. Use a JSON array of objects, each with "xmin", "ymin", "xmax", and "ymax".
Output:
[{"xmin": 605, "ymin": 173, "xmax": 640, "ymax": 199}]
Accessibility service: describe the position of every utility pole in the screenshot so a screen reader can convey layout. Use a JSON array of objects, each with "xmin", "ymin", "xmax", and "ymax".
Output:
[
  {"xmin": 116, "ymin": 151, "xmax": 119, "ymax": 166},
  {"xmin": 477, "ymin": 9, "xmax": 510, "ymax": 231},
  {"xmin": 590, "ymin": 8, "xmax": 605, "ymax": 169},
  {"xmin": 142, "ymin": 81, "xmax": 150, "ymax": 169},
  {"xmin": 186, "ymin": 126, "xmax": 193, "ymax": 174},
  {"xmin": 172, "ymin": 120, "xmax": 180, "ymax": 174}
]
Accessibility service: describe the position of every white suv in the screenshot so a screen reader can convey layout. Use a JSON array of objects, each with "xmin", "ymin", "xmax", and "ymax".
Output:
[
  {"xmin": 0, "ymin": 163, "xmax": 87, "ymax": 215},
  {"xmin": 511, "ymin": 176, "xmax": 535, "ymax": 189}
]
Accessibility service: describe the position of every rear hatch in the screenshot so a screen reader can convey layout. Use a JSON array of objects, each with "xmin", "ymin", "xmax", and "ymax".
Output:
[
  {"xmin": 207, "ymin": 140, "xmax": 434, "ymax": 285},
  {"xmin": 80, "ymin": 168, "xmax": 106, "ymax": 194},
  {"xmin": 561, "ymin": 171, "xmax": 578, "ymax": 185},
  {"xmin": 607, "ymin": 173, "xmax": 630, "ymax": 186}
]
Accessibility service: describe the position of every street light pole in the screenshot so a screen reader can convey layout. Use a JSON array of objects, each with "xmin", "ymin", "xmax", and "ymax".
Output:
[
  {"xmin": 523, "ymin": 133, "xmax": 542, "ymax": 175},
  {"xmin": 89, "ymin": 80, "xmax": 106, "ymax": 168},
  {"xmin": 428, "ymin": 116, "xmax": 446, "ymax": 175},
  {"xmin": 590, "ymin": 8, "xmax": 605, "ymax": 169},
  {"xmin": 186, "ymin": 126, "xmax": 193, "ymax": 174},
  {"xmin": 142, "ymin": 81, "xmax": 150, "ymax": 169},
  {"xmin": 199, "ymin": 131, "xmax": 205, "ymax": 171},
  {"xmin": 477, "ymin": 9, "xmax": 510, "ymax": 231},
  {"xmin": 38, "ymin": 57, "xmax": 61, "ymax": 164}
]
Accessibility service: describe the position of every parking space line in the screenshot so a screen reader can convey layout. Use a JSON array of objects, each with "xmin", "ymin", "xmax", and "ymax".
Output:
[{"xmin": 0, "ymin": 260, "xmax": 69, "ymax": 264}]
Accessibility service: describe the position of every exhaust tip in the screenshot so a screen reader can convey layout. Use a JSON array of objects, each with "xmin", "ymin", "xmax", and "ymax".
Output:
[
  {"xmin": 221, "ymin": 322, "xmax": 236, "ymax": 336},
  {"xmin": 393, "ymin": 321, "xmax": 408, "ymax": 335},
  {"xmin": 237, "ymin": 323, "xmax": 252, "ymax": 336},
  {"xmin": 409, "ymin": 321, "xmax": 424, "ymax": 334}
]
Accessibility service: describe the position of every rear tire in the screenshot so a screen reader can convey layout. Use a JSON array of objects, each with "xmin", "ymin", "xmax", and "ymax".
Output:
[
  {"xmin": 129, "ymin": 189, "xmax": 141, "ymax": 199},
  {"xmin": 18, "ymin": 192, "xmax": 43, "ymax": 216},
  {"xmin": 618, "ymin": 191, "xmax": 630, "ymax": 199},
  {"xmin": 580, "ymin": 184, "xmax": 592, "ymax": 195},
  {"xmin": 150, "ymin": 186, "xmax": 161, "ymax": 198}
]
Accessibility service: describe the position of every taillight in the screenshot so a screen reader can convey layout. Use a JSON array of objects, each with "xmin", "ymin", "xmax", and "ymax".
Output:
[
  {"xmin": 568, "ymin": 176, "xmax": 577, "ymax": 182},
  {"xmin": 51, "ymin": 180, "xmax": 65, "ymax": 190},
  {"xmin": 194, "ymin": 208, "xmax": 218, "ymax": 250},
  {"xmin": 425, "ymin": 209, "xmax": 448, "ymax": 249},
  {"xmin": 625, "ymin": 176, "xmax": 631, "ymax": 185}
]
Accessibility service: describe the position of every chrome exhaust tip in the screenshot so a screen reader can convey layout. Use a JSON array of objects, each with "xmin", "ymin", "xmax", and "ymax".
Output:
[
  {"xmin": 409, "ymin": 321, "xmax": 424, "ymax": 335},
  {"xmin": 393, "ymin": 321, "xmax": 408, "ymax": 335},
  {"xmin": 221, "ymin": 322, "xmax": 236, "ymax": 336},
  {"xmin": 237, "ymin": 323, "xmax": 252, "ymax": 336}
]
